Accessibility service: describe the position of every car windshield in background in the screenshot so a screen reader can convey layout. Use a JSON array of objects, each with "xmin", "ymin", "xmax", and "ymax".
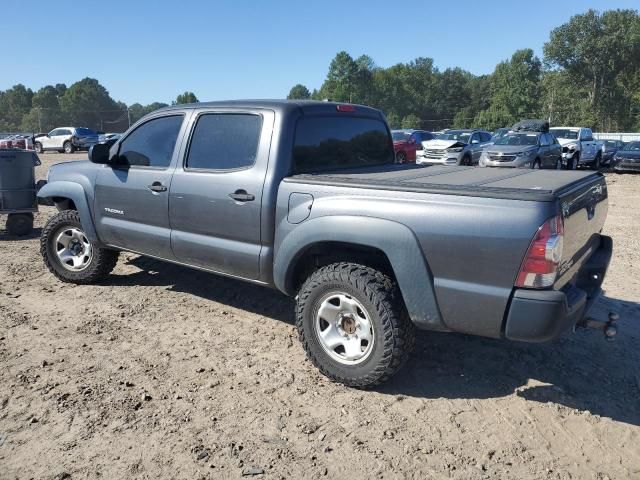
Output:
[
  {"xmin": 494, "ymin": 133, "xmax": 539, "ymax": 146},
  {"xmin": 550, "ymin": 129, "xmax": 579, "ymax": 140},
  {"xmin": 391, "ymin": 131, "xmax": 409, "ymax": 141},
  {"xmin": 293, "ymin": 117, "xmax": 393, "ymax": 173},
  {"xmin": 76, "ymin": 128, "xmax": 97, "ymax": 136},
  {"xmin": 622, "ymin": 142, "xmax": 640, "ymax": 151},
  {"xmin": 436, "ymin": 131, "xmax": 471, "ymax": 143}
]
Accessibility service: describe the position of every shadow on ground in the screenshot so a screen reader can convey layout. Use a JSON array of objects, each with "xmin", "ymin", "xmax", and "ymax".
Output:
[
  {"xmin": 0, "ymin": 227, "xmax": 42, "ymax": 241},
  {"xmin": 109, "ymin": 256, "xmax": 640, "ymax": 426}
]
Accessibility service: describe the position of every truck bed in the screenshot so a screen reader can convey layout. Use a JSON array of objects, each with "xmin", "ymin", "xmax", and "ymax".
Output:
[{"xmin": 286, "ymin": 165, "xmax": 604, "ymax": 202}]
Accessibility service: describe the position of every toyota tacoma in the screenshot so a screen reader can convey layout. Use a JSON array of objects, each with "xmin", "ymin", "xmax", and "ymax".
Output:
[{"xmin": 38, "ymin": 100, "xmax": 613, "ymax": 387}]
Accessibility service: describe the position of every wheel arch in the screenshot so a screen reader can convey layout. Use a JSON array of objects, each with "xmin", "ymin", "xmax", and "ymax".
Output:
[
  {"xmin": 37, "ymin": 181, "xmax": 100, "ymax": 245},
  {"xmin": 274, "ymin": 216, "xmax": 446, "ymax": 331}
]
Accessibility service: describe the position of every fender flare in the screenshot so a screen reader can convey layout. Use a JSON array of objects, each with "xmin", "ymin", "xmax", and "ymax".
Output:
[
  {"xmin": 274, "ymin": 216, "xmax": 446, "ymax": 331},
  {"xmin": 37, "ymin": 181, "xmax": 100, "ymax": 244}
]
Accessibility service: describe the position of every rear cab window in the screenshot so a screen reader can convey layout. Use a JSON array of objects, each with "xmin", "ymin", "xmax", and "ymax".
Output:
[
  {"xmin": 186, "ymin": 114, "xmax": 262, "ymax": 170},
  {"xmin": 293, "ymin": 116, "xmax": 394, "ymax": 174}
]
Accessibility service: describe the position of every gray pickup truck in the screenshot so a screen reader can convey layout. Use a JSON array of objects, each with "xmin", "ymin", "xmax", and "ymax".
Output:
[{"xmin": 38, "ymin": 100, "xmax": 613, "ymax": 387}]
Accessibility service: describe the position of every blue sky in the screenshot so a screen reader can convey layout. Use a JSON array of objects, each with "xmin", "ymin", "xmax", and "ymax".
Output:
[{"xmin": 3, "ymin": 0, "xmax": 638, "ymax": 105}]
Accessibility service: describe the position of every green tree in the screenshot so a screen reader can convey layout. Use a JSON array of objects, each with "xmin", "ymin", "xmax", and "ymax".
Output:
[
  {"xmin": 59, "ymin": 78, "xmax": 124, "ymax": 131},
  {"xmin": 318, "ymin": 51, "xmax": 359, "ymax": 102},
  {"xmin": 287, "ymin": 84, "xmax": 311, "ymax": 100},
  {"xmin": 385, "ymin": 112, "xmax": 400, "ymax": 129},
  {"xmin": 0, "ymin": 84, "xmax": 34, "ymax": 131},
  {"xmin": 544, "ymin": 9, "xmax": 640, "ymax": 130},
  {"xmin": 174, "ymin": 91, "xmax": 199, "ymax": 104},
  {"xmin": 401, "ymin": 114, "xmax": 421, "ymax": 129},
  {"xmin": 475, "ymin": 49, "xmax": 542, "ymax": 129},
  {"xmin": 21, "ymin": 85, "xmax": 67, "ymax": 132}
]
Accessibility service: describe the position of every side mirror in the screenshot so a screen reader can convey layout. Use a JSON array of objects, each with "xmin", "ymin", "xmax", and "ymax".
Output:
[{"xmin": 88, "ymin": 143, "xmax": 111, "ymax": 164}]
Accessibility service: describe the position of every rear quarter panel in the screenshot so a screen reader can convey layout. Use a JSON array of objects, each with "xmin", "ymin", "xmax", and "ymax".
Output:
[{"xmin": 275, "ymin": 181, "xmax": 555, "ymax": 338}]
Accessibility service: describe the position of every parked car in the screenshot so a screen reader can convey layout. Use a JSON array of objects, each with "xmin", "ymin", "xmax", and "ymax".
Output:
[
  {"xmin": 98, "ymin": 132, "xmax": 122, "ymax": 143},
  {"xmin": 549, "ymin": 127, "xmax": 603, "ymax": 170},
  {"xmin": 0, "ymin": 134, "xmax": 34, "ymax": 150},
  {"xmin": 601, "ymin": 140, "xmax": 626, "ymax": 166},
  {"xmin": 418, "ymin": 129, "xmax": 492, "ymax": 166},
  {"xmin": 404, "ymin": 130, "xmax": 435, "ymax": 161},
  {"xmin": 480, "ymin": 131, "xmax": 562, "ymax": 169},
  {"xmin": 38, "ymin": 100, "xmax": 613, "ymax": 387},
  {"xmin": 612, "ymin": 141, "xmax": 640, "ymax": 172},
  {"xmin": 391, "ymin": 130, "xmax": 417, "ymax": 163},
  {"xmin": 34, "ymin": 127, "xmax": 99, "ymax": 154}
]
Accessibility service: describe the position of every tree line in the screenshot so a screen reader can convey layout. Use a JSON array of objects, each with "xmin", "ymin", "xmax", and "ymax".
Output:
[
  {"xmin": 0, "ymin": 78, "xmax": 199, "ymax": 134},
  {"xmin": 2, "ymin": 9, "xmax": 637, "ymax": 134},
  {"xmin": 287, "ymin": 9, "xmax": 640, "ymax": 132}
]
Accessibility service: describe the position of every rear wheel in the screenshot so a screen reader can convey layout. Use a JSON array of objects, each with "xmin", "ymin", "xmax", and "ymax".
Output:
[
  {"xmin": 555, "ymin": 157, "xmax": 562, "ymax": 170},
  {"xmin": 591, "ymin": 153, "xmax": 601, "ymax": 170},
  {"xmin": 6, "ymin": 213, "xmax": 33, "ymax": 236},
  {"xmin": 63, "ymin": 141, "xmax": 75, "ymax": 154},
  {"xmin": 460, "ymin": 155, "xmax": 472, "ymax": 166},
  {"xmin": 296, "ymin": 263, "xmax": 415, "ymax": 388},
  {"xmin": 41, "ymin": 210, "xmax": 118, "ymax": 284},
  {"xmin": 395, "ymin": 151, "xmax": 407, "ymax": 164}
]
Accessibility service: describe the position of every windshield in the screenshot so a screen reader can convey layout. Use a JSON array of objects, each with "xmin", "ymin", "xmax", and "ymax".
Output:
[
  {"xmin": 550, "ymin": 129, "xmax": 579, "ymax": 140},
  {"xmin": 391, "ymin": 131, "xmax": 409, "ymax": 141},
  {"xmin": 494, "ymin": 133, "xmax": 539, "ymax": 146},
  {"xmin": 604, "ymin": 141, "xmax": 618, "ymax": 147},
  {"xmin": 491, "ymin": 129, "xmax": 509, "ymax": 141},
  {"xmin": 622, "ymin": 142, "xmax": 640, "ymax": 151},
  {"xmin": 436, "ymin": 131, "xmax": 471, "ymax": 143},
  {"xmin": 76, "ymin": 128, "xmax": 97, "ymax": 136}
]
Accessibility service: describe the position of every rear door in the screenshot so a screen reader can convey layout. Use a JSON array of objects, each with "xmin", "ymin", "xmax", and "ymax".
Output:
[
  {"xmin": 94, "ymin": 112, "xmax": 190, "ymax": 258},
  {"xmin": 169, "ymin": 108, "xmax": 275, "ymax": 279}
]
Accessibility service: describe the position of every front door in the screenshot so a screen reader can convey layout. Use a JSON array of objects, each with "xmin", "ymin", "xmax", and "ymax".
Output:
[
  {"xmin": 169, "ymin": 109, "xmax": 274, "ymax": 279},
  {"xmin": 94, "ymin": 113, "xmax": 189, "ymax": 259}
]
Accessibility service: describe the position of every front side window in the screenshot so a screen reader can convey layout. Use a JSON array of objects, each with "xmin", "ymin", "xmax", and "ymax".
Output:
[
  {"xmin": 119, "ymin": 115, "xmax": 183, "ymax": 168},
  {"xmin": 293, "ymin": 116, "xmax": 393, "ymax": 173},
  {"xmin": 186, "ymin": 114, "xmax": 262, "ymax": 170}
]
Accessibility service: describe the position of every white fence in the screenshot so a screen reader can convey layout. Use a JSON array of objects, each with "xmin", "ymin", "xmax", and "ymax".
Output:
[{"xmin": 594, "ymin": 132, "xmax": 640, "ymax": 142}]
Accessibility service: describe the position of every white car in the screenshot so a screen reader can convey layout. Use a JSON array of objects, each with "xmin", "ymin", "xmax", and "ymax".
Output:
[
  {"xmin": 417, "ymin": 129, "xmax": 493, "ymax": 166},
  {"xmin": 549, "ymin": 127, "xmax": 603, "ymax": 170},
  {"xmin": 34, "ymin": 127, "xmax": 99, "ymax": 154}
]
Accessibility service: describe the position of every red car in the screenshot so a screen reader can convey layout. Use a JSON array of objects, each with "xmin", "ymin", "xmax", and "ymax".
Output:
[{"xmin": 392, "ymin": 130, "xmax": 417, "ymax": 163}]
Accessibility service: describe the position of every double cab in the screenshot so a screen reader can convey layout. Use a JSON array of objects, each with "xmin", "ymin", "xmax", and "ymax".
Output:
[{"xmin": 38, "ymin": 101, "xmax": 612, "ymax": 387}]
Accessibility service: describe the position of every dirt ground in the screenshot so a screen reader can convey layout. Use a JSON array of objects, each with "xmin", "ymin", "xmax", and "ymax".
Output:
[{"xmin": 1, "ymin": 153, "xmax": 638, "ymax": 480}]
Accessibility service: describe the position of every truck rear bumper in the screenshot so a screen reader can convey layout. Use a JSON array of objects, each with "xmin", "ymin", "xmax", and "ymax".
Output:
[{"xmin": 504, "ymin": 235, "xmax": 612, "ymax": 342}]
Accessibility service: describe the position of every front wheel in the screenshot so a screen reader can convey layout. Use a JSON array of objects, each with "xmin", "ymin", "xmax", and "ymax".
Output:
[
  {"xmin": 40, "ymin": 210, "xmax": 119, "ymax": 284},
  {"xmin": 591, "ymin": 153, "xmax": 601, "ymax": 170},
  {"xmin": 296, "ymin": 263, "xmax": 415, "ymax": 388},
  {"xmin": 395, "ymin": 151, "xmax": 407, "ymax": 164},
  {"xmin": 63, "ymin": 141, "xmax": 75, "ymax": 154},
  {"xmin": 35, "ymin": 142, "xmax": 43, "ymax": 154},
  {"xmin": 531, "ymin": 159, "xmax": 541, "ymax": 169}
]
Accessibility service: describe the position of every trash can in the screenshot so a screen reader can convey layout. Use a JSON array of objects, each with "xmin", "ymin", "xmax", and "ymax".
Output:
[{"xmin": 0, "ymin": 149, "xmax": 41, "ymax": 236}]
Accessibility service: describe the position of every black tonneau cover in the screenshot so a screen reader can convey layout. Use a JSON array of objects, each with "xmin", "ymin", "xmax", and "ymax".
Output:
[{"xmin": 286, "ymin": 165, "xmax": 605, "ymax": 202}]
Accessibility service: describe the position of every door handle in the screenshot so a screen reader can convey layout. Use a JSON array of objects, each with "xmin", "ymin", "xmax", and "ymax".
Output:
[
  {"xmin": 147, "ymin": 182, "xmax": 167, "ymax": 193},
  {"xmin": 229, "ymin": 190, "xmax": 255, "ymax": 202}
]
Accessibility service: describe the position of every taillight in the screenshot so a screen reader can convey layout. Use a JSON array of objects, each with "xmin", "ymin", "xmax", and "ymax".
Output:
[
  {"xmin": 336, "ymin": 104, "xmax": 356, "ymax": 112},
  {"xmin": 515, "ymin": 215, "xmax": 564, "ymax": 288}
]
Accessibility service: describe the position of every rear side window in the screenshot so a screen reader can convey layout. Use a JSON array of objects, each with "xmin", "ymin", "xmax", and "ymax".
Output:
[
  {"xmin": 119, "ymin": 115, "xmax": 183, "ymax": 168},
  {"xmin": 75, "ymin": 128, "xmax": 96, "ymax": 136},
  {"xmin": 186, "ymin": 114, "xmax": 262, "ymax": 170},
  {"xmin": 293, "ymin": 117, "xmax": 393, "ymax": 173}
]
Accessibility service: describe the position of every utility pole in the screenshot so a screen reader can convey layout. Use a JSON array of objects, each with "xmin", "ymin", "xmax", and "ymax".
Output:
[
  {"xmin": 36, "ymin": 108, "xmax": 42, "ymax": 132},
  {"xmin": 127, "ymin": 108, "xmax": 131, "ymax": 128}
]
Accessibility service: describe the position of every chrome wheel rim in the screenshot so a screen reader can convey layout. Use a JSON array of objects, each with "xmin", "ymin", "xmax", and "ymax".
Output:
[
  {"xmin": 54, "ymin": 227, "xmax": 93, "ymax": 271},
  {"xmin": 314, "ymin": 292, "xmax": 375, "ymax": 365}
]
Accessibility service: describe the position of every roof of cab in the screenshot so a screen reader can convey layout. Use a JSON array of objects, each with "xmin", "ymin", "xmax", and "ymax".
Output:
[{"xmin": 154, "ymin": 99, "xmax": 383, "ymax": 117}]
